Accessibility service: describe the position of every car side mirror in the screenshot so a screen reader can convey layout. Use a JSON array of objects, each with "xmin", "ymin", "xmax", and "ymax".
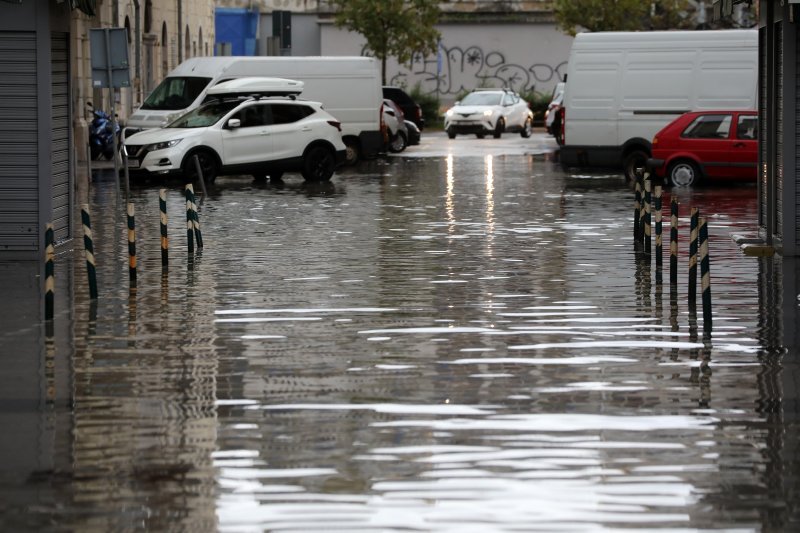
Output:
[
  {"xmin": 227, "ymin": 118, "xmax": 241, "ymax": 129},
  {"xmin": 385, "ymin": 109, "xmax": 395, "ymax": 116}
]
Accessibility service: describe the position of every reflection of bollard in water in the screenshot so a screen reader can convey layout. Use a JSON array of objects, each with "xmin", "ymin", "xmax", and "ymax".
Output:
[
  {"xmin": 670, "ymin": 196, "xmax": 678, "ymax": 285},
  {"xmin": 81, "ymin": 205, "xmax": 98, "ymax": 299},
  {"xmin": 159, "ymin": 189, "xmax": 168, "ymax": 268},
  {"xmin": 643, "ymin": 176, "xmax": 652, "ymax": 255},
  {"xmin": 688, "ymin": 207, "xmax": 699, "ymax": 303},
  {"xmin": 127, "ymin": 202, "xmax": 137, "ymax": 288},
  {"xmin": 44, "ymin": 223, "xmax": 55, "ymax": 320},
  {"xmin": 699, "ymin": 216, "xmax": 712, "ymax": 331}
]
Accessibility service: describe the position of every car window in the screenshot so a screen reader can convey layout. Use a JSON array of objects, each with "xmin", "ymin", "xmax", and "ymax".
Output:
[
  {"xmin": 736, "ymin": 115, "xmax": 757, "ymax": 140},
  {"xmin": 270, "ymin": 103, "xmax": 314, "ymax": 125},
  {"xmin": 167, "ymin": 99, "xmax": 241, "ymax": 128},
  {"xmin": 233, "ymin": 104, "xmax": 270, "ymax": 128},
  {"xmin": 461, "ymin": 92, "xmax": 503, "ymax": 106},
  {"xmin": 682, "ymin": 114, "xmax": 732, "ymax": 139},
  {"xmin": 141, "ymin": 76, "xmax": 212, "ymax": 110}
]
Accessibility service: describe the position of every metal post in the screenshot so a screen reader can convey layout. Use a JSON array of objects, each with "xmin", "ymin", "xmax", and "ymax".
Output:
[
  {"xmin": 634, "ymin": 170, "xmax": 642, "ymax": 242},
  {"xmin": 44, "ymin": 223, "xmax": 55, "ymax": 321},
  {"xmin": 193, "ymin": 154, "xmax": 208, "ymax": 204},
  {"xmin": 670, "ymin": 196, "xmax": 678, "ymax": 285},
  {"xmin": 186, "ymin": 183, "xmax": 203, "ymax": 249},
  {"xmin": 699, "ymin": 217, "xmax": 712, "ymax": 331},
  {"xmin": 654, "ymin": 184, "xmax": 663, "ymax": 283},
  {"xmin": 127, "ymin": 202, "xmax": 137, "ymax": 287},
  {"xmin": 159, "ymin": 189, "xmax": 169, "ymax": 268},
  {"xmin": 104, "ymin": 29, "xmax": 121, "ymax": 193},
  {"xmin": 688, "ymin": 207, "xmax": 699, "ymax": 304},
  {"xmin": 185, "ymin": 184, "xmax": 194, "ymax": 254},
  {"xmin": 81, "ymin": 205, "xmax": 99, "ymax": 299},
  {"xmin": 643, "ymin": 177, "xmax": 652, "ymax": 255}
]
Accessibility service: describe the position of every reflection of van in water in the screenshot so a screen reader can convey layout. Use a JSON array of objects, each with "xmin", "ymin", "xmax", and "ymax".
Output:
[
  {"xmin": 559, "ymin": 29, "xmax": 757, "ymax": 180},
  {"xmin": 126, "ymin": 56, "xmax": 383, "ymax": 164}
]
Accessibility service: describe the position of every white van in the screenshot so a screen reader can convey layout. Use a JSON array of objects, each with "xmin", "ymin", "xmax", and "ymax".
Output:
[
  {"xmin": 126, "ymin": 56, "xmax": 383, "ymax": 164},
  {"xmin": 559, "ymin": 29, "xmax": 757, "ymax": 180}
]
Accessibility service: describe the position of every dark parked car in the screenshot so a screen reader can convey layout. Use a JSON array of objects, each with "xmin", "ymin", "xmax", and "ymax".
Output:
[{"xmin": 383, "ymin": 86, "xmax": 424, "ymax": 130}]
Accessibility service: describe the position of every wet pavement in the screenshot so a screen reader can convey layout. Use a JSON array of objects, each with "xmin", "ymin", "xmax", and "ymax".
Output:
[{"xmin": 1, "ymin": 131, "xmax": 799, "ymax": 531}]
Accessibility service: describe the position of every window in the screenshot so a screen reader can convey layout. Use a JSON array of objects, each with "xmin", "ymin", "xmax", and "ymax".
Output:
[
  {"xmin": 736, "ymin": 115, "xmax": 757, "ymax": 140},
  {"xmin": 234, "ymin": 104, "xmax": 271, "ymax": 128},
  {"xmin": 270, "ymin": 104, "xmax": 314, "ymax": 125},
  {"xmin": 682, "ymin": 114, "xmax": 732, "ymax": 139},
  {"xmin": 141, "ymin": 76, "xmax": 212, "ymax": 110}
]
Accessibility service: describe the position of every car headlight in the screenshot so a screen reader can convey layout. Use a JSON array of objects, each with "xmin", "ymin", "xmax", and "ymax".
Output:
[
  {"xmin": 445, "ymin": 109, "xmax": 454, "ymax": 117},
  {"xmin": 483, "ymin": 109, "xmax": 494, "ymax": 117},
  {"xmin": 145, "ymin": 139, "xmax": 182, "ymax": 152}
]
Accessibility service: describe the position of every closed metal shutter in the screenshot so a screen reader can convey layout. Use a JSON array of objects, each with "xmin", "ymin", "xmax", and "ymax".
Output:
[
  {"xmin": 776, "ymin": 23, "xmax": 783, "ymax": 238},
  {"xmin": 0, "ymin": 32, "xmax": 38, "ymax": 251},
  {"xmin": 759, "ymin": 28, "xmax": 767, "ymax": 230},
  {"xmin": 51, "ymin": 32, "xmax": 71, "ymax": 243}
]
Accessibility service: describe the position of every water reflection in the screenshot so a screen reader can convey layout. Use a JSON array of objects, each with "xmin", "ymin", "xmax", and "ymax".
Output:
[{"xmin": 0, "ymin": 161, "xmax": 797, "ymax": 531}]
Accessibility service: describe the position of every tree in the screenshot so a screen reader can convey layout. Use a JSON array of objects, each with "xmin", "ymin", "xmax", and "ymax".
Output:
[
  {"xmin": 553, "ymin": 0, "xmax": 697, "ymax": 36},
  {"xmin": 331, "ymin": 0, "xmax": 441, "ymax": 84}
]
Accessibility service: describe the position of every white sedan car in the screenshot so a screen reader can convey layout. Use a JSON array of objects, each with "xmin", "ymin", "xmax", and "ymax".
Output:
[
  {"xmin": 444, "ymin": 89, "xmax": 533, "ymax": 139},
  {"xmin": 124, "ymin": 95, "xmax": 347, "ymax": 183}
]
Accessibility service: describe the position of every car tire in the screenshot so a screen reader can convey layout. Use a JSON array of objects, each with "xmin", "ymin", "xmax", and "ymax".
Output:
[
  {"xmin": 301, "ymin": 145, "xmax": 336, "ymax": 181},
  {"xmin": 622, "ymin": 149, "xmax": 649, "ymax": 182},
  {"xmin": 182, "ymin": 150, "xmax": 218, "ymax": 185},
  {"xmin": 668, "ymin": 159, "xmax": 702, "ymax": 187},
  {"xmin": 447, "ymin": 128, "xmax": 456, "ymax": 139},
  {"xmin": 389, "ymin": 131, "xmax": 407, "ymax": 153},
  {"xmin": 493, "ymin": 118, "xmax": 505, "ymax": 139},
  {"xmin": 520, "ymin": 117, "xmax": 533, "ymax": 138},
  {"xmin": 343, "ymin": 138, "xmax": 360, "ymax": 166},
  {"xmin": 476, "ymin": 133, "xmax": 485, "ymax": 139}
]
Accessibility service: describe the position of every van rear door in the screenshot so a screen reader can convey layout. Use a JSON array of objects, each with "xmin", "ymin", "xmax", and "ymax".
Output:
[{"xmin": 564, "ymin": 51, "xmax": 619, "ymax": 148}]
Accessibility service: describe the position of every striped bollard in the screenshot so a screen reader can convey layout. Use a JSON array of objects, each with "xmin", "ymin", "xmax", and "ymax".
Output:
[
  {"xmin": 699, "ymin": 216, "xmax": 712, "ymax": 331},
  {"xmin": 688, "ymin": 207, "xmax": 699, "ymax": 303},
  {"xmin": 127, "ymin": 202, "xmax": 137, "ymax": 287},
  {"xmin": 634, "ymin": 172, "xmax": 642, "ymax": 242},
  {"xmin": 639, "ymin": 173, "xmax": 647, "ymax": 244},
  {"xmin": 654, "ymin": 184, "xmax": 663, "ymax": 281},
  {"xmin": 159, "ymin": 189, "xmax": 168, "ymax": 268},
  {"xmin": 643, "ymin": 177, "xmax": 652, "ymax": 255},
  {"xmin": 81, "ymin": 205, "xmax": 98, "ymax": 299},
  {"xmin": 185, "ymin": 184, "xmax": 194, "ymax": 254},
  {"xmin": 187, "ymin": 183, "xmax": 204, "ymax": 249},
  {"xmin": 670, "ymin": 196, "xmax": 678, "ymax": 285},
  {"xmin": 44, "ymin": 223, "xmax": 55, "ymax": 320}
]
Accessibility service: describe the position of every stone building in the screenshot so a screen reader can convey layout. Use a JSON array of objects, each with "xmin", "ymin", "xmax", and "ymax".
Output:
[{"xmin": 0, "ymin": 0, "xmax": 214, "ymax": 260}]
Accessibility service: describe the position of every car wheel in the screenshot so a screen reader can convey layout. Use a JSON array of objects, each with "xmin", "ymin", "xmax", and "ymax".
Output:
[
  {"xmin": 302, "ymin": 146, "xmax": 336, "ymax": 181},
  {"xmin": 343, "ymin": 138, "xmax": 360, "ymax": 166},
  {"xmin": 668, "ymin": 160, "xmax": 701, "ymax": 187},
  {"xmin": 622, "ymin": 149, "xmax": 649, "ymax": 182},
  {"xmin": 446, "ymin": 128, "xmax": 456, "ymax": 139},
  {"xmin": 493, "ymin": 118, "xmax": 505, "ymax": 139},
  {"xmin": 389, "ymin": 131, "xmax": 407, "ymax": 153},
  {"xmin": 182, "ymin": 150, "xmax": 218, "ymax": 184},
  {"xmin": 520, "ymin": 117, "xmax": 533, "ymax": 138},
  {"xmin": 476, "ymin": 133, "xmax": 485, "ymax": 139}
]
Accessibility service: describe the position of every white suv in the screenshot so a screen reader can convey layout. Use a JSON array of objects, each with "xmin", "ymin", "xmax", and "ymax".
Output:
[
  {"xmin": 444, "ymin": 88, "xmax": 533, "ymax": 139},
  {"xmin": 124, "ymin": 88, "xmax": 346, "ymax": 183}
]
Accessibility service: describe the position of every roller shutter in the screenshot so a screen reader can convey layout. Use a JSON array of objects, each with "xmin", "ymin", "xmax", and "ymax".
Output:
[
  {"xmin": 0, "ymin": 32, "xmax": 38, "ymax": 252},
  {"xmin": 51, "ymin": 32, "xmax": 71, "ymax": 243}
]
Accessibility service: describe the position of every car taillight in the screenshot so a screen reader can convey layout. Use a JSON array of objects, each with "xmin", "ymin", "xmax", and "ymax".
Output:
[{"xmin": 327, "ymin": 120, "xmax": 342, "ymax": 132}]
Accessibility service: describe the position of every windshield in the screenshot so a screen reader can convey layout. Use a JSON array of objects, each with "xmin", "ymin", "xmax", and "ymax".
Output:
[
  {"xmin": 141, "ymin": 76, "xmax": 212, "ymax": 110},
  {"xmin": 166, "ymin": 100, "xmax": 241, "ymax": 128},
  {"xmin": 461, "ymin": 92, "xmax": 503, "ymax": 106}
]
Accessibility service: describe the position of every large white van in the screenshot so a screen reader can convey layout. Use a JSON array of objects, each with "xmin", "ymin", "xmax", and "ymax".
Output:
[
  {"xmin": 126, "ymin": 56, "xmax": 383, "ymax": 164},
  {"xmin": 559, "ymin": 29, "xmax": 757, "ymax": 180}
]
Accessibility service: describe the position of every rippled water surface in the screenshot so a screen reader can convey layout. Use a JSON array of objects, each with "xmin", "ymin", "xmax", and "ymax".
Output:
[{"xmin": 1, "ymin": 154, "xmax": 798, "ymax": 531}]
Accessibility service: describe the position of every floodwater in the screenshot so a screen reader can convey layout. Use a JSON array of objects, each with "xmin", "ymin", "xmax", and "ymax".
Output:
[{"xmin": 1, "ymin": 141, "xmax": 799, "ymax": 531}]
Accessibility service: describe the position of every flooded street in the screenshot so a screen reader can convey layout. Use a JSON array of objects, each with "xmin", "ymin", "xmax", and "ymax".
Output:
[{"xmin": 1, "ymin": 132, "xmax": 799, "ymax": 531}]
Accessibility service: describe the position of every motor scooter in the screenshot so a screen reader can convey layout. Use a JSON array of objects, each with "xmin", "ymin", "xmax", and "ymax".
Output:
[{"xmin": 87, "ymin": 102, "xmax": 120, "ymax": 160}]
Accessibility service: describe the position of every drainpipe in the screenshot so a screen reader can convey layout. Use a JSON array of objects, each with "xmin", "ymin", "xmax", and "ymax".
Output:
[
  {"xmin": 178, "ymin": 0, "xmax": 183, "ymax": 63},
  {"xmin": 134, "ymin": 0, "xmax": 141, "ymax": 104}
]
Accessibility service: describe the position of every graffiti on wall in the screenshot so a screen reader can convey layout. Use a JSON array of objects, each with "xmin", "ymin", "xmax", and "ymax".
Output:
[{"xmin": 385, "ymin": 43, "xmax": 568, "ymax": 96}]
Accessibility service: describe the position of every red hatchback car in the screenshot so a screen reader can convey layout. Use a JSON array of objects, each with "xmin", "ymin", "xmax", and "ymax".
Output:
[{"xmin": 650, "ymin": 110, "xmax": 757, "ymax": 187}]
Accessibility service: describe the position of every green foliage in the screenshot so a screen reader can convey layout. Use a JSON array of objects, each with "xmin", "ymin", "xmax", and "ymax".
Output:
[
  {"xmin": 519, "ymin": 90, "xmax": 552, "ymax": 124},
  {"xmin": 331, "ymin": 0, "xmax": 441, "ymax": 84},
  {"xmin": 409, "ymin": 83, "xmax": 442, "ymax": 127},
  {"xmin": 553, "ymin": 0, "xmax": 696, "ymax": 35}
]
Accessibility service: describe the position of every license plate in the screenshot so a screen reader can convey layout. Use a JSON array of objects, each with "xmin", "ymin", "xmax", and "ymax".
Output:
[{"xmin": 126, "ymin": 159, "xmax": 140, "ymax": 168}]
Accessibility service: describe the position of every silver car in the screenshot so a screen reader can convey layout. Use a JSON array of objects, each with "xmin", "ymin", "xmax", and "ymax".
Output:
[{"xmin": 444, "ymin": 88, "xmax": 533, "ymax": 139}]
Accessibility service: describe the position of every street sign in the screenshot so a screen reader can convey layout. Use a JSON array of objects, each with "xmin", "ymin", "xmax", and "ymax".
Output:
[{"xmin": 89, "ymin": 28, "xmax": 131, "ymax": 88}]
